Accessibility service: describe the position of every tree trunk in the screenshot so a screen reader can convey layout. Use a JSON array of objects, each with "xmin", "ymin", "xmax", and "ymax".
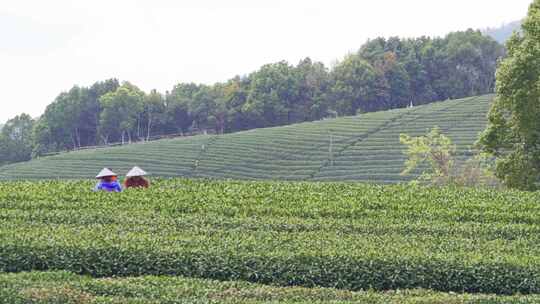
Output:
[
  {"xmin": 75, "ymin": 128, "xmax": 81, "ymax": 148},
  {"xmin": 137, "ymin": 114, "xmax": 141, "ymax": 141},
  {"xmin": 71, "ymin": 133, "xmax": 77, "ymax": 150},
  {"xmin": 219, "ymin": 115, "xmax": 225, "ymax": 134},
  {"xmin": 147, "ymin": 115, "xmax": 152, "ymax": 141}
]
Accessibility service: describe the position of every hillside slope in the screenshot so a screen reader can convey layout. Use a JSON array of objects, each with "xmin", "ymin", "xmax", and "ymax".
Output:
[{"xmin": 0, "ymin": 95, "xmax": 493, "ymax": 183}]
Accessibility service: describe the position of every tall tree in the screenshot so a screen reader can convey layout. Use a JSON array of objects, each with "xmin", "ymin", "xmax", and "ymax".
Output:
[
  {"xmin": 445, "ymin": 30, "xmax": 504, "ymax": 98},
  {"xmin": 372, "ymin": 51, "xmax": 411, "ymax": 109},
  {"xmin": 222, "ymin": 76, "xmax": 250, "ymax": 132},
  {"xmin": 0, "ymin": 114, "xmax": 35, "ymax": 165},
  {"xmin": 295, "ymin": 58, "xmax": 330, "ymax": 121},
  {"xmin": 79, "ymin": 79, "xmax": 120, "ymax": 146},
  {"xmin": 143, "ymin": 90, "xmax": 167, "ymax": 140},
  {"xmin": 330, "ymin": 54, "xmax": 377, "ymax": 115},
  {"xmin": 207, "ymin": 83, "xmax": 229, "ymax": 134},
  {"xmin": 478, "ymin": 0, "xmax": 540, "ymax": 190},
  {"xmin": 189, "ymin": 85, "xmax": 215, "ymax": 132},
  {"xmin": 243, "ymin": 61, "xmax": 299, "ymax": 127},
  {"xmin": 165, "ymin": 83, "xmax": 198, "ymax": 134},
  {"xmin": 99, "ymin": 82, "xmax": 145, "ymax": 144}
]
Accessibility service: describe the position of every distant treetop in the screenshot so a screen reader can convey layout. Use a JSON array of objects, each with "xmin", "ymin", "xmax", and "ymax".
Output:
[{"xmin": 483, "ymin": 20, "xmax": 523, "ymax": 44}]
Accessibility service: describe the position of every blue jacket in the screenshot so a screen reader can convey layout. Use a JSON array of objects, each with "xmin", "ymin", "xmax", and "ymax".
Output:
[{"xmin": 94, "ymin": 180, "xmax": 122, "ymax": 192}]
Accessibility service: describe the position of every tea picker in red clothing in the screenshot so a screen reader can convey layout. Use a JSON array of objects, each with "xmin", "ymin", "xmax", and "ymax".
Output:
[{"xmin": 124, "ymin": 166, "xmax": 150, "ymax": 189}]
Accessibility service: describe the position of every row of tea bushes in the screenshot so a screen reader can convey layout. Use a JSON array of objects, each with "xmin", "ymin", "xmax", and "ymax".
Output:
[
  {"xmin": 2, "ymin": 271, "xmax": 539, "ymax": 304},
  {"xmin": 1, "ymin": 179, "xmax": 540, "ymax": 294}
]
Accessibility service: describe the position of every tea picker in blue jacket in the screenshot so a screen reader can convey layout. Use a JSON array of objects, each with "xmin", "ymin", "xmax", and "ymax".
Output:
[{"xmin": 94, "ymin": 168, "xmax": 122, "ymax": 192}]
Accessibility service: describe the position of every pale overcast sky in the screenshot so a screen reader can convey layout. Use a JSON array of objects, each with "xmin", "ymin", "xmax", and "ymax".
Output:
[{"xmin": 0, "ymin": 0, "xmax": 532, "ymax": 123}]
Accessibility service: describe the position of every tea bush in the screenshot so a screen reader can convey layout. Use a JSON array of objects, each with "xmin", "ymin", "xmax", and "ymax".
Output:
[
  {"xmin": 1, "ymin": 179, "xmax": 540, "ymax": 295},
  {"xmin": 1, "ymin": 271, "xmax": 539, "ymax": 303}
]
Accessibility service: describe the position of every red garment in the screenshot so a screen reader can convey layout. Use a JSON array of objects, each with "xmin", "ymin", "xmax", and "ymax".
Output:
[{"xmin": 124, "ymin": 177, "xmax": 150, "ymax": 189}]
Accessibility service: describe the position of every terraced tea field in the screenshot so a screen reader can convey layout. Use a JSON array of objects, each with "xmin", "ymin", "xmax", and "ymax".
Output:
[
  {"xmin": 3, "ymin": 272, "xmax": 539, "ymax": 303},
  {"xmin": 0, "ymin": 95, "xmax": 492, "ymax": 182},
  {"xmin": 2, "ymin": 179, "xmax": 540, "ymax": 302}
]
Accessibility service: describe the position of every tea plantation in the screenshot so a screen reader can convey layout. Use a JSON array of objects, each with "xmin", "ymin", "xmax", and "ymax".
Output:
[
  {"xmin": 2, "ymin": 179, "xmax": 540, "ymax": 302},
  {"xmin": 0, "ymin": 95, "xmax": 492, "ymax": 183},
  {"xmin": 2, "ymin": 272, "xmax": 539, "ymax": 303}
]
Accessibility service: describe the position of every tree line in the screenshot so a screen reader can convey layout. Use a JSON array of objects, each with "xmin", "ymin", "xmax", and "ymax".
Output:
[{"xmin": 1, "ymin": 29, "xmax": 504, "ymax": 166}]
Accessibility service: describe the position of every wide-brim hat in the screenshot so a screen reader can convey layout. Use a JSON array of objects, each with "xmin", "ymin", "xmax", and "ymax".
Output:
[
  {"xmin": 96, "ymin": 168, "xmax": 117, "ymax": 179},
  {"xmin": 126, "ymin": 166, "xmax": 147, "ymax": 177}
]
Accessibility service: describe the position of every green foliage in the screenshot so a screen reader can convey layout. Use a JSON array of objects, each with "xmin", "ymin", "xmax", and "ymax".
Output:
[
  {"xmin": 330, "ymin": 55, "xmax": 377, "ymax": 114},
  {"xmin": 99, "ymin": 83, "xmax": 145, "ymax": 144},
  {"xmin": 0, "ymin": 96, "xmax": 492, "ymax": 183},
  {"xmin": 1, "ymin": 271, "xmax": 538, "ymax": 303},
  {"xmin": 0, "ymin": 30, "xmax": 504, "ymax": 166},
  {"xmin": 1, "ymin": 180, "xmax": 540, "ymax": 295},
  {"xmin": 357, "ymin": 30, "xmax": 504, "ymax": 104},
  {"xmin": 0, "ymin": 114, "xmax": 35, "ymax": 165},
  {"xmin": 401, "ymin": 127, "xmax": 499, "ymax": 186},
  {"xmin": 400, "ymin": 126, "xmax": 456, "ymax": 183},
  {"xmin": 143, "ymin": 89, "xmax": 167, "ymax": 140},
  {"xmin": 32, "ymin": 79, "xmax": 119, "ymax": 156},
  {"xmin": 165, "ymin": 83, "xmax": 198, "ymax": 133},
  {"xmin": 478, "ymin": 0, "xmax": 540, "ymax": 190},
  {"xmin": 243, "ymin": 61, "xmax": 299, "ymax": 127},
  {"xmin": 453, "ymin": 152, "xmax": 500, "ymax": 187}
]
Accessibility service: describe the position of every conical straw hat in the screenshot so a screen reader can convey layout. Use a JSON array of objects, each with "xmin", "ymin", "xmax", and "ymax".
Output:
[
  {"xmin": 126, "ymin": 166, "xmax": 147, "ymax": 177},
  {"xmin": 96, "ymin": 168, "xmax": 117, "ymax": 179}
]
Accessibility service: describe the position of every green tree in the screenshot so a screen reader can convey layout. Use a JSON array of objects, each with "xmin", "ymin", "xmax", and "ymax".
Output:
[
  {"xmin": 165, "ymin": 83, "xmax": 198, "ymax": 134},
  {"xmin": 400, "ymin": 126, "xmax": 456, "ymax": 184},
  {"xmin": 372, "ymin": 52, "xmax": 411, "ymax": 109},
  {"xmin": 478, "ymin": 0, "xmax": 540, "ymax": 190},
  {"xmin": 222, "ymin": 76, "xmax": 250, "ymax": 132},
  {"xmin": 330, "ymin": 54, "xmax": 377, "ymax": 115},
  {"xmin": 0, "ymin": 114, "xmax": 35, "ymax": 165},
  {"xmin": 243, "ymin": 61, "xmax": 298, "ymax": 127},
  {"xmin": 445, "ymin": 30, "xmax": 504, "ymax": 98},
  {"xmin": 295, "ymin": 58, "xmax": 330, "ymax": 121},
  {"xmin": 79, "ymin": 79, "xmax": 120, "ymax": 146},
  {"xmin": 207, "ymin": 83, "xmax": 230, "ymax": 134},
  {"xmin": 143, "ymin": 90, "xmax": 167, "ymax": 140},
  {"xmin": 189, "ymin": 85, "xmax": 215, "ymax": 132},
  {"xmin": 99, "ymin": 83, "xmax": 145, "ymax": 144}
]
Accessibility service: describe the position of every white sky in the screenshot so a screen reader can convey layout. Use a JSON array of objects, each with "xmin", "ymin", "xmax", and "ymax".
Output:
[{"xmin": 0, "ymin": 0, "xmax": 532, "ymax": 123}]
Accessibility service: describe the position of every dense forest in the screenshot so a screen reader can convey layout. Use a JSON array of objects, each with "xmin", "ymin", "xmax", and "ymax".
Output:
[{"xmin": 0, "ymin": 29, "xmax": 504, "ymax": 166}]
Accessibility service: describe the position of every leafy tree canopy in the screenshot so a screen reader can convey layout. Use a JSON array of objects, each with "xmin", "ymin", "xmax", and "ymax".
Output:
[{"xmin": 478, "ymin": 0, "xmax": 540, "ymax": 190}]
